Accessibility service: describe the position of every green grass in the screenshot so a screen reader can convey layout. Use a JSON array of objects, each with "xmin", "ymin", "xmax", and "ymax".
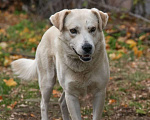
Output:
[
  {"xmin": 0, "ymin": 73, "xmax": 40, "ymax": 119},
  {"xmin": 128, "ymin": 71, "xmax": 150, "ymax": 82},
  {"xmin": 6, "ymin": 19, "xmax": 47, "ymax": 52},
  {"xmin": 20, "ymin": 81, "xmax": 39, "ymax": 99},
  {"xmin": 0, "ymin": 74, "xmax": 20, "ymax": 117},
  {"xmin": 0, "ymin": 18, "xmax": 49, "ymax": 66}
]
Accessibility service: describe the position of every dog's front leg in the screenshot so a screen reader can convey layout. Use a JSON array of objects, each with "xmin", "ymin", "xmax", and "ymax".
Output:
[
  {"xmin": 93, "ymin": 89, "xmax": 106, "ymax": 120},
  {"xmin": 65, "ymin": 92, "xmax": 81, "ymax": 120}
]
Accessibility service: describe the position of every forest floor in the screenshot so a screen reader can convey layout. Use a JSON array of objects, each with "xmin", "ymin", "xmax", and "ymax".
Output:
[{"xmin": 0, "ymin": 10, "xmax": 150, "ymax": 120}]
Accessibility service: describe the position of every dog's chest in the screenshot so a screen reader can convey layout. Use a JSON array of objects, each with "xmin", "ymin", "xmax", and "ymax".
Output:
[{"xmin": 68, "ymin": 76, "xmax": 100, "ymax": 97}]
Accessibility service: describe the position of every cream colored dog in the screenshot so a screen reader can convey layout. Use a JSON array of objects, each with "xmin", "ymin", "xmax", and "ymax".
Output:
[{"xmin": 11, "ymin": 8, "xmax": 109, "ymax": 120}]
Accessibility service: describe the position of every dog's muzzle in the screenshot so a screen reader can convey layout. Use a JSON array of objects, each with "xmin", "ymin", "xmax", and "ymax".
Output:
[{"xmin": 72, "ymin": 48, "xmax": 92, "ymax": 62}]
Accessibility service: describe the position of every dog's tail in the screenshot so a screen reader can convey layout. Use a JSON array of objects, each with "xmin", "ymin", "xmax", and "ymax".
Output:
[{"xmin": 11, "ymin": 58, "xmax": 37, "ymax": 80}]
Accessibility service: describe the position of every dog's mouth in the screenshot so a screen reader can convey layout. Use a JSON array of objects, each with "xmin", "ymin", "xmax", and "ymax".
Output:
[{"xmin": 72, "ymin": 48, "xmax": 92, "ymax": 62}]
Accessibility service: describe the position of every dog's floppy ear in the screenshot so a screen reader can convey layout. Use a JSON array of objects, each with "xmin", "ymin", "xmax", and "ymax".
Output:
[
  {"xmin": 91, "ymin": 8, "xmax": 108, "ymax": 31},
  {"xmin": 49, "ymin": 9, "xmax": 70, "ymax": 31}
]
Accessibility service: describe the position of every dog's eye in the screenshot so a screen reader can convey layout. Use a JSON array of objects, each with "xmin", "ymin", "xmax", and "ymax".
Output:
[
  {"xmin": 90, "ymin": 27, "xmax": 96, "ymax": 33},
  {"xmin": 70, "ymin": 29, "xmax": 77, "ymax": 34}
]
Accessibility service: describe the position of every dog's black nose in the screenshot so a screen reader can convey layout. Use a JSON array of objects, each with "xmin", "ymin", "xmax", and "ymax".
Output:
[{"xmin": 82, "ymin": 43, "xmax": 92, "ymax": 53}]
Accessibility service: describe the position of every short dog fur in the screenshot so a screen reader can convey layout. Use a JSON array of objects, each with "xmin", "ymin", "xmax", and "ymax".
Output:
[{"xmin": 11, "ymin": 8, "xmax": 110, "ymax": 120}]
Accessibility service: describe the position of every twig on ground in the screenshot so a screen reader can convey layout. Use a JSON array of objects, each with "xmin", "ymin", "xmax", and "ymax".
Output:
[{"xmin": 139, "ymin": 28, "xmax": 150, "ymax": 32}]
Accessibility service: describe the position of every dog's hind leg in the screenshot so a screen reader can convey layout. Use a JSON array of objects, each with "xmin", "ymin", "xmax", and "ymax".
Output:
[
  {"xmin": 37, "ymin": 63, "xmax": 56, "ymax": 120},
  {"xmin": 59, "ymin": 92, "xmax": 70, "ymax": 120}
]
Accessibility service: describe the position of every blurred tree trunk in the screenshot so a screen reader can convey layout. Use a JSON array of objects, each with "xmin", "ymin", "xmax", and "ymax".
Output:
[
  {"xmin": 131, "ymin": 0, "xmax": 146, "ymax": 16},
  {"xmin": 107, "ymin": 0, "xmax": 132, "ymax": 11},
  {"xmin": 36, "ymin": 0, "xmax": 84, "ymax": 17}
]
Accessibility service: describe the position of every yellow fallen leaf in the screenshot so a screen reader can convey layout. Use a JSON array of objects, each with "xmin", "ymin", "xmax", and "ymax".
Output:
[
  {"xmin": 8, "ymin": 47, "xmax": 13, "ymax": 52},
  {"xmin": 106, "ymin": 29, "xmax": 118, "ymax": 34},
  {"xmin": 4, "ymin": 56, "xmax": 12, "ymax": 66},
  {"xmin": 139, "ymin": 34, "xmax": 147, "ymax": 41},
  {"xmin": 123, "ymin": 104, "xmax": 128, "ymax": 108},
  {"xmin": 36, "ymin": 35, "xmax": 42, "ymax": 40},
  {"xmin": 137, "ymin": 50, "xmax": 142, "ymax": 58},
  {"xmin": 19, "ymin": 31, "xmax": 24, "ymax": 36},
  {"xmin": 10, "ymin": 55, "xmax": 23, "ymax": 60},
  {"xmin": 45, "ymin": 25, "xmax": 50, "ymax": 29},
  {"xmin": 129, "ymin": 26, "xmax": 136, "ymax": 33},
  {"xmin": 0, "ymin": 28, "xmax": 6, "ymax": 35},
  {"xmin": 126, "ymin": 39, "xmax": 137, "ymax": 48},
  {"xmin": 119, "ymin": 25, "xmax": 126, "ymax": 30},
  {"xmin": 7, "ymin": 101, "xmax": 17, "ymax": 110},
  {"xmin": 118, "ymin": 47, "xmax": 127, "ymax": 54},
  {"xmin": 103, "ymin": 110, "xmax": 107, "ymax": 112},
  {"xmin": 117, "ymin": 37, "xmax": 126, "ymax": 42},
  {"xmin": 106, "ymin": 43, "xmax": 110, "ymax": 49},
  {"xmin": 31, "ymin": 113, "xmax": 36, "ymax": 117},
  {"xmin": 20, "ymin": 14, "xmax": 28, "ymax": 19},
  {"xmin": 29, "ymin": 38, "xmax": 36, "ymax": 43},
  {"xmin": 116, "ymin": 53, "xmax": 123, "ymax": 59},
  {"xmin": 3, "ymin": 78, "xmax": 17, "ymax": 87},
  {"xmin": 133, "ymin": 46, "xmax": 138, "ymax": 55},
  {"xmin": 116, "ymin": 43, "xmax": 122, "ymax": 49},
  {"xmin": 7, "ymin": 106, "xmax": 12, "ymax": 110},
  {"xmin": 121, "ymin": 103, "xmax": 128, "ymax": 107},
  {"xmin": 109, "ymin": 53, "xmax": 116, "ymax": 60},
  {"xmin": 126, "ymin": 32, "xmax": 131, "ymax": 38},
  {"xmin": 108, "ymin": 99, "xmax": 116, "ymax": 104},
  {"xmin": 105, "ymin": 35, "xmax": 112, "ymax": 42},
  {"xmin": 31, "ymin": 47, "xmax": 36, "ymax": 53},
  {"xmin": 23, "ymin": 27, "xmax": 29, "ymax": 33},
  {"xmin": 52, "ymin": 90, "xmax": 61, "ymax": 98},
  {"xmin": 0, "ymin": 42, "xmax": 8, "ymax": 49},
  {"xmin": 132, "ymin": 47, "xmax": 143, "ymax": 58},
  {"xmin": 109, "ymin": 53, "xmax": 122, "ymax": 60},
  {"xmin": 131, "ymin": 62, "xmax": 137, "ymax": 68}
]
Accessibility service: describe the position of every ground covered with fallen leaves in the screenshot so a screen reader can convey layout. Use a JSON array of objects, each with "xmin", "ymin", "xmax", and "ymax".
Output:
[{"xmin": 0, "ymin": 9, "xmax": 150, "ymax": 120}]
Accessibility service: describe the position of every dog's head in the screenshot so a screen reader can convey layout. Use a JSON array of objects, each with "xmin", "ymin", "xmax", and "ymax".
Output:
[{"xmin": 50, "ymin": 8, "xmax": 108, "ymax": 62}]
